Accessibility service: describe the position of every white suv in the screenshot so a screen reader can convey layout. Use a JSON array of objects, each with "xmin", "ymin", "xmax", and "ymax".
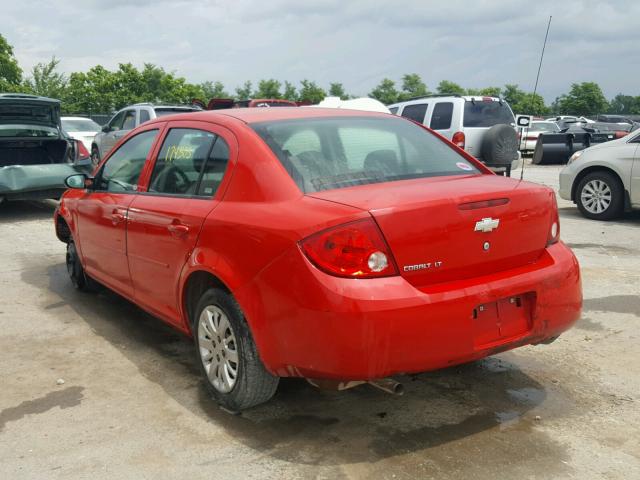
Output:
[{"xmin": 389, "ymin": 95, "xmax": 522, "ymax": 175}]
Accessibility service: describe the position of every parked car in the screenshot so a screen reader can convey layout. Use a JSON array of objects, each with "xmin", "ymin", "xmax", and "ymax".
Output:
[
  {"xmin": 389, "ymin": 95, "xmax": 525, "ymax": 176},
  {"xmin": 91, "ymin": 103, "xmax": 199, "ymax": 164},
  {"xmin": 520, "ymin": 121, "xmax": 560, "ymax": 152},
  {"xmin": 559, "ymin": 129, "xmax": 640, "ymax": 220},
  {"xmin": 0, "ymin": 93, "xmax": 91, "ymax": 202},
  {"xmin": 532, "ymin": 122, "xmax": 633, "ymax": 165},
  {"xmin": 61, "ymin": 116, "xmax": 101, "ymax": 152},
  {"xmin": 55, "ymin": 107, "xmax": 581, "ymax": 410}
]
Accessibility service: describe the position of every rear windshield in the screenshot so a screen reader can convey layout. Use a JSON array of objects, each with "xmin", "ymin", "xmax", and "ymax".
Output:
[
  {"xmin": 251, "ymin": 116, "xmax": 480, "ymax": 193},
  {"xmin": 530, "ymin": 122, "xmax": 560, "ymax": 133},
  {"xmin": 0, "ymin": 124, "xmax": 59, "ymax": 138},
  {"xmin": 61, "ymin": 118, "xmax": 100, "ymax": 132},
  {"xmin": 463, "ymin": 100, "xmax": 514, "ymax": 128}
]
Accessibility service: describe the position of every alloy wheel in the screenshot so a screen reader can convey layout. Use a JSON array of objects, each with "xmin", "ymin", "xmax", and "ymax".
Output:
[
  {"xmin": 197, "ymin": 305, "xmax": 239, "ymax": 393},
  {"xmin": 580, "ymin": 179, "xmax": 612, "ymax": 214}
]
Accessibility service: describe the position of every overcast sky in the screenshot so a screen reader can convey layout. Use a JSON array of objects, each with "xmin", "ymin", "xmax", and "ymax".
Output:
[{"xmin": 3, "ymin": 0, "xmax": 639, "ymax": 101}]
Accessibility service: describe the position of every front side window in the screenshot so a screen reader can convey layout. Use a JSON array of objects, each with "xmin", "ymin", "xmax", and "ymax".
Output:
[
  {"xmin": 95, "ymin": 129, "xmax": 158, "ymax": 192},
  {"xmin": 400, "ymin": 104, "xmax": 428, "ymax": 124},
  {"xmin": 108, "ymin": 111, "xmax": 125, "ymax": 131},
  {"xmin": 430, "ymin": 102, "xmax": 454, "ymax": 130},
  {"xmin": 148, "ymin": 128, "xmax": 229, "ymax": 197},
  {"xmin": 251, "ymin": 116, "xmax": 480, "ymax": 193}
]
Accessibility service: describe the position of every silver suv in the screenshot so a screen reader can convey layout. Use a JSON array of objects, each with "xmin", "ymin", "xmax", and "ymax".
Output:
[
  {"xmin": 91, "ymin": 103, "xmax": 199, "ymax": 163},
  {"xmin": 389, "ymin": 95, "xmax": 524, "ymax": 175}
]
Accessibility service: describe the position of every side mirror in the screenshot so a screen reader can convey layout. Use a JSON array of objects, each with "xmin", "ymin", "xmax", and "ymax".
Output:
[
  {"xmin": 101, "ymin": 125, "xmax": 110, "ymax": 133},
  {"xmin": 516, "ymin": 115, "xmax": 532, "ymax": 128},
  {"xmin": 65, "ymin": 174, "xmax": 93, "ymax": 189}
]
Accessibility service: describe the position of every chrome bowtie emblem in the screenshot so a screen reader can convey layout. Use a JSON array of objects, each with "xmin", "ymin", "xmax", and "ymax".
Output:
[{"xmin": 474, "ymin": 217, "xmax": 500, "ymax": 233}]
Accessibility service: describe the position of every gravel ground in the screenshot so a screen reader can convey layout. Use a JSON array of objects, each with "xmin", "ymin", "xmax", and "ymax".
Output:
[{"xmin": 1, "ymin": 164, "xmax": 638, "ymax": 479}]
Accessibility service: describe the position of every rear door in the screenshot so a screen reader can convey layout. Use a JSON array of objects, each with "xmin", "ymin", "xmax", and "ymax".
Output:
[
  {"xmin": 126, "ymin": 121, "xmax": 235, "ymax": 326},
  {"xmin": 75, "ymin": 125, "xmax": 162, "ymax": 295}
]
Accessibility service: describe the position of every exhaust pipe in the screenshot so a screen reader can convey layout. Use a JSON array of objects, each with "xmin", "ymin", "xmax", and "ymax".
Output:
[{"xmin": 368, "ymin": 378, "xmax": 404, "ymax": 396}]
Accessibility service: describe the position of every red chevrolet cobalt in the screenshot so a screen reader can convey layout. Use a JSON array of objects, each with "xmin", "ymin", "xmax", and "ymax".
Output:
[{"xmin": 54, "ymin": 108, "xmax": 581, "ymax": 410}]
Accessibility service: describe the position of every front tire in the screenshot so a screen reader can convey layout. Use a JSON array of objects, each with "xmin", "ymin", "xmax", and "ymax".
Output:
[
  {"xmin": 576, "ymin": 171, "xmax": 624, "ymax": 220},
  {"xmin": 193, "ymin": 288, "xmax": 279, "ymax": 411},
  {"xmin": 66, "ymin": 241, "xmax": 99, "ymax": 292}
]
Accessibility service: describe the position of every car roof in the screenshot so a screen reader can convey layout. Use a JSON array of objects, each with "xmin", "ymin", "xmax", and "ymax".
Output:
[
  {"xmin": 143, "ymin": 107, "xmax": 391, "ymax": 125},
  {"xmin": 61, "ymin": 116, "xmax": 98, "ymax": 121}
]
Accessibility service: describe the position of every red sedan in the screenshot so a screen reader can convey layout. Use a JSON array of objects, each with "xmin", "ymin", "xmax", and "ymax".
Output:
[{"xmin": 55, "ymin": 108, "xmax": 581, "ymax": 410}]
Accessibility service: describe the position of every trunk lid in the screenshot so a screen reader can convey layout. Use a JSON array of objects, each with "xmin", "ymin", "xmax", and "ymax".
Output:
[
  {"xmin": 308, "ymin": 175, "xmax": 555, "ymax": 287},
  {"xmin": 0, "ymin": 94, "xmax": 61, "ymax": 129}
]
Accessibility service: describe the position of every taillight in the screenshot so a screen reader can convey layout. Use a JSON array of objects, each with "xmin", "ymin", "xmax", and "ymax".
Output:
[
  {"xmin": 300, "ymin": 218, "xmax": 399, "ymax": 278},
  {"xmin": 74, "ymin": 140, "xmax": 91, "ymax": 161},
  {"xmin": 452, "ymin": 131, "xmax": 465, "ymax": 149},
  {"xmin": 614, "ymin": 131, "xmax": 628, "ymax": 139},
  {"xmin": 547, "ymin": 196, "xmax": 560, "ymax": 246}
]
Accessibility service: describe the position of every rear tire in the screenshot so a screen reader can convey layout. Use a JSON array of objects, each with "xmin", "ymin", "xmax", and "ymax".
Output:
[
  {"xmin": 575, "ymin": 171, "xmax": 624, "ymax": 221},
  {"xmin": 192, "ymin": 288, "xmax": 279, "ymax": 411},
  {"xmin": 66, "ymin": 241, "xmax": 99, "ymax": 292}
]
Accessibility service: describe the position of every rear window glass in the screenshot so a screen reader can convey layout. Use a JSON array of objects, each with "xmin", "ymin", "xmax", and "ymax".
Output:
[
  {"xmin": 0, "ymin": 124, "xmax": 58, "ymax": 138},
  {"xmin": 251, "ymin": 116, "xmax": 480, "ymax": 193},
  {"xmin": 430, "ymin": 102, "xmax": 453, "ymax": 130},
  {"xmin": 463, "ymin": 100, "xmax": 514, "ymax": 128},
  {"xmin": 61, "ymin": 118, "xmax": 100, "ymax": 132},
  {"xmin": 400, "ymin": 104, "xmax": 428, "ymax": 124},
  {"xmin": 530, "ymin": 122, "xmax": 559, "ymax": 133}
]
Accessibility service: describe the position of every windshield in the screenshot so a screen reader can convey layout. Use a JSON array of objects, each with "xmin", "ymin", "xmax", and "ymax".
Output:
[
  {"xmin": 463, "ymin": 100, "xmax": 514, "ymax": 128},
  {"xmin": 251, "ymin": 116, "xmax": 480, "ymax": 193},
  {"xmin": 61, "ymin": 118, "xmax": 100, "ymax": 132},
  {"xmin": 0, "ymin": 124, "xmax": 59, "ymax": 138},
  {"xmin": 531, "ymin": 122, "xmax": 560, "ymax": 133}
]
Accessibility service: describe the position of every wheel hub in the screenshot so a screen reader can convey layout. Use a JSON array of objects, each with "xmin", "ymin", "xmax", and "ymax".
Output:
[{"xmin": 197, "ymin": 305, "xmax": 239, "ymax": 393}]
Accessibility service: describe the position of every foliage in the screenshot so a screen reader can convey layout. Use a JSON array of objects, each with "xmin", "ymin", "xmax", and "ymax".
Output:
[
  {"xmin": 436, "ymin": 80, "xmax": 465, "ymax": 96},
  {"xmin": 254, "ymin": 79, "xmax": 282, "ymax": 99},
  {"xmin": 298, "ymin": 79, "xmax": 326, "ymax": 103},
  {"xmin": 329, "ymin": 82, "xmax": 348, "ymax": 100},
  {"xmin": 283, "ymin": 81, "xmax": 297, "ymax": 101},
  {"xmin": 398, "ymin": 73, "xmax": 428, "ymax": 101},
  {"xmin": 0, "ymin": 33, "xmax": 22, "ymax": 91},
  {"xmin": 607, "ymin": 94, "xmax": 640, "ymax": 115},
  {"xmin": 235, "ymin": 80, "xmax": 252, "ymax": 100},
  {"xmin": 200, "ymin": 81, "xmax": 228, "ymax": 99},
  {"xmin": 23, "ymin": 57, "xmax": 68, "ymax": 99},
  {"xmin": 554, "ymin": 82, "xmax": 609, "ymax": 116},
  {"xmin": 369, "ymin": 78, "xmax": 399, "ymax": 104}
]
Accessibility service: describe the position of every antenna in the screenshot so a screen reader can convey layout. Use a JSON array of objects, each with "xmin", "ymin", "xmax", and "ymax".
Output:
[{"xmin": 520, "ymin": 15, "xmax": 552, "ymax": 181}]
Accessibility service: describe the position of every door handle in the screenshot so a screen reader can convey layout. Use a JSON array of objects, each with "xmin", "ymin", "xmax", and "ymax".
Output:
[
  {"xmin": 111, "ymin": 212, "xmax": 126, "ymax": 225},
  {"xmin": 167, "ymin": 223, "xmax": 189, "ymax": 237}
]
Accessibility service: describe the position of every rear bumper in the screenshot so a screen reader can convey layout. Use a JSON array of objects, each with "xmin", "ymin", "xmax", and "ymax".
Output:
[
  {"xmin": 237, "ymin": 242, "xmax": 582, "ymax": 380},
  {"xmin": 0, "ymin": 163, "xmax": 90, "ymax": 200}
]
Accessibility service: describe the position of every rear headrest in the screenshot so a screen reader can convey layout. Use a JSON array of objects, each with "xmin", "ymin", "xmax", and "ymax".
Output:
[{"xmin": 364, "ymin": 149, "xmax": 399, "ymax": 174}]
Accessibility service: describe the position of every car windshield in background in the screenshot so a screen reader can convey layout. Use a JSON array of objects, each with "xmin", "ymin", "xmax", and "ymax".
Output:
[
  {"xmin": 463, "ymin": 100, "xmax": 514, "ymax": 128},
  {"xmin": 61, "ymin": 118, "xmax": 100, "ymax": 132},
  {"xmin": 531, "ymin": 122, "xmax": 560, "ymax": 133},
  {"xmin": 154, "ymin": 108, "xmax": 198, "ymax": 117},
  {"xmin": 0, "ymin": 124, "xmax": 59, "ymax": 138},
  {"xmin": 251, "ymin": 116, "xmax": 480, "ymax": 193}
]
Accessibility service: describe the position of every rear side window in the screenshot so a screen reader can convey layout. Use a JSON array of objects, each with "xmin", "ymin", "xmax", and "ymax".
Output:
[
  {"xmin": 251, "ymin": 116, "xmax": 479, "ymax": 193},
  {"xmin": 139, "ymin": 109, "xmax": 151, "ymax": 124},
  {"xmin": 388, "ymin": 107, "xmax": 399, "ymax": 115},
  {"xmin": 96, "ymin": 129, "xmax": 158, "ymax": 192},
  {"xmin": 430, "ymin": 102, "xmax": 454, "ymax": 130},
  {"xmin": 148, "ymin": 128, "xmax": 229, "ymax": 197},
  {"xmin": 463, "ymin": 100, "xmax": 514, "ymax": 127},
  {"xmin": 400, "ymin": 104, "xmax": 428, "ymax": 124},
  {"xmin": 122, "ymin": 110, "xmax": 136, "ymax": 130}
]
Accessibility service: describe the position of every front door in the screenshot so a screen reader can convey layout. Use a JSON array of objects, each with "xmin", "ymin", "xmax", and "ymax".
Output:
[
  {"xmin": 126, "ymin": 122, "xmax": 234, "ymax": 325},
  {"xmin": 76, "ymin": 127, "xmax": 161, "ymax": 295}
]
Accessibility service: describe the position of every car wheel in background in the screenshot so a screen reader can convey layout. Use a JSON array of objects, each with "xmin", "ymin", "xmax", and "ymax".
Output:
[
  {"xmin": 66, "ymin": 241, "xmax": 99, "ymax": 292},
  {"xmin": 91, "ymin": 146, "xmax": 101, "ymax": 166},
  {"xmin": 576, "ymin": 171, "xmax": 624, "ymax": 221},
  {"xmin": 193, "ymin": 288, "xmax": 279, "ymax": 411}
]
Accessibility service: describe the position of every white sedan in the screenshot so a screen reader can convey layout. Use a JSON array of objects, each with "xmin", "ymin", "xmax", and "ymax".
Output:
[
  {"xmin": 559, "ymin": 129, "xmax": 640, "ymax": 220},
  {"xmin": 520, "ymin": 121, "xmax": 560, "ymax": 152},
  {"xmin": 61, "ymin": 117, "xmax": 101, "ymax": 152}
]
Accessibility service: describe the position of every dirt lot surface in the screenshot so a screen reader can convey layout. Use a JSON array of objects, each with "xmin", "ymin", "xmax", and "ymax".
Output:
[{"xmin": 1, "ymin": 164, "xmax": 639, "ymax": 479}]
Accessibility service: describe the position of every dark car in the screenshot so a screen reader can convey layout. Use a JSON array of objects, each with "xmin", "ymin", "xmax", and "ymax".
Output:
[{"xmin": 0, "ymin": 93, "xmax": 91, "ymax": 202}]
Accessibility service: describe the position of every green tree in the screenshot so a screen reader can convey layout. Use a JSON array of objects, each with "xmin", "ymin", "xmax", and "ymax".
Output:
[
  {"xmin": 235, "ymin": 81, "xmax": 252, "ymax": 99},
  {"xmin": 64, "ymin": 65, "xmax": 117, "ymax": 113},
  {"xmin": 369, "ymin": 78, "xmax": 399, "ymax": 104},
  {"xmin": 200, "ymin": 81, "xmax": 228, "ymax": 99},
  {"xmin": 502, "ymin": 84, "xmax": 525, "ymax": 107},
  {"xmin": 0, "ymin": 33, "xmax": 22, "ymax": 91},
  {"xmin": 478, "ymin": 86, "xmax": 501, "ymax": 97},
  {"xmin": 283, "ymin": 81, "xmax": 297, "ymax": 101},
  {"xmin": 556, "ymin": 82, "xmax": 608, "ymax": 116},
  {"xmin": 436, "ymin": 80, "xmax": 465, "ymax": 96},
  {"xmin": 298, "ymin": 79, "xmax": 326, "ymax": 103},
  {"xmin": 254, "ymin": 79, "xmax": 282, "ymax": 99},
  {"xmin": 23, "ymin": 57, "xmax": 67, "ymax": 99},
  {"xmin": 398, "ymin": 73, "xmax": 428, "ymax": 100},
  {"xmin": 329, "ymin": 82, "xmax": 348, "ymax": 100},
  {"xmin": 608, "ymin": 94, "xmax": 639, "ymax": 115},
  {"xmin": 513, "ymin": 92, "xmax": 548, "ymax": 116}
]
